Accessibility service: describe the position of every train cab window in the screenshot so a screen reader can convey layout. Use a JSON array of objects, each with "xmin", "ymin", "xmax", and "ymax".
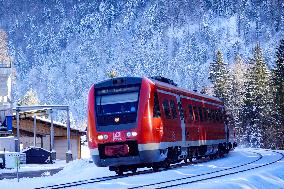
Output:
[
  {"xmin": 170, "ymin": 100, "xmax": 178, "ymax": 119},
  {"xmin": 193, "ymin": 106, "xmax": 199, "ymax": 121},
  {"xmin": 188, "ymin": 105, "xmax": 194, "ymax": 122},
  {"xmin": 162, "ymin": 99, "xmax": 171, "ymax": 119},
  {"xmin": 153, "ymin": 93, "xmax": 161, "ymax": 118},
  {"xmin": 198, "ymin": 107, "xmax": 203, "ymax": 122}
]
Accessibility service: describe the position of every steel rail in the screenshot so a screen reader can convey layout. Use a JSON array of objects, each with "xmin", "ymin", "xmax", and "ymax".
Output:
[
  {"xmin": 135, "ymin": 150, "xmax": 283, "ymax": 189},
  {"xmin": 34, "ymin": 155, "xmax": 225, "ymax": 189},
  {"xmin": 36, "ymin": 151, "xmax": 259, "ymax": 189}
]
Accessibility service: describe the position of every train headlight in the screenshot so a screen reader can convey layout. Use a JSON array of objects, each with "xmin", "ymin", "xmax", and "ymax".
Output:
[
  {"xmin": 97, "ymin": 135, "xmax": 104, "ymax": 140},
  {"xmin": 131, "ymin": 132, "xmax": 138, "ymax": 137},
  {"xmin": 103, "ymin": 134, "xmax": 108, "ymax": 140},
  {"xmin": 126, "ymin": 132, "xmax": 132, "ymax": 137}
]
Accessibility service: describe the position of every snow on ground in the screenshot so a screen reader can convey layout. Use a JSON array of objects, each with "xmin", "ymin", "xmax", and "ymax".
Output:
[
  {"xmin": 81, "ymin": 145, "xmax": 91, "ymax": 159},
  {"xmin": 0, "ymin": 148, "xmax": 283, "ymax": 189},
  {"xmin": 0, "ymin": 144, "xmax": 90, "ymax": 174},
  {"xmin": 0, "ymin": 160, "xmax": 66, "ymax": 174}
]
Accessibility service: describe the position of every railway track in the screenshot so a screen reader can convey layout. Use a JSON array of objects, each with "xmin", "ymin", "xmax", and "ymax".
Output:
[
  {"xmin": 35, "ymin": 159, "xmax": 206, "ymax": 189},
  {"xmin": 129, "ymin": 150, "xmax": 284, "ymax": 189},
  {"xmin": 35, "ymin": 154, "xmax": 231, "ymax": 189},
  {"xmin": 35, "ymin": 167, "xmax": 159, "ymax": 189},
  {"xmin": 35, "ymin": 150, "xmax": 266, "ymax": 189}
]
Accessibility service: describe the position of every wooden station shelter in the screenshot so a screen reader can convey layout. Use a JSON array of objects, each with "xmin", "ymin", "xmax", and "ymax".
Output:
[{"xmin": 13, "ymin": 106, "xmax": 85, "ymax": 162}]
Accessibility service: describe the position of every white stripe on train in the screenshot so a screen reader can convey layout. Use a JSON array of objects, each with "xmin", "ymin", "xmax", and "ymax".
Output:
[{"xmin": 90, "ymin": 139, "xmax": 226, "ymax": 156}]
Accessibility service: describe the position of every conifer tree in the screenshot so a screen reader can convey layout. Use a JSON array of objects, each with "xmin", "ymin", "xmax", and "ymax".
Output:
[
  {"xmin": 0, "ymin": 29, "xmax": 12, "ymax": 67},
  {"xmin": 230, "ymin": 54, "xmax": 247, "ymax": 144},
  {"xmin": 272, "ymin": 40, "xmax": 284, "ymax": 120},
  {"xmin": 209, "ymin": 50, "xmax": 234, "ymax": 132},
  {"xmin": 271, "ymin": 39, "xmax": 284, "ymax": 149},
  {"xmin": 209, "ymin": 50, "xmax": 230, "ymax": 102},
  {"xmin": 241, "ymin": 43, "xmax": 271, "ymax": 148},
  {"xmin": 107, "ymin": 70, "xmax": 118, "ymax": 78},
  {"xmin": 18, "ymin": 89, "xmax": 40, "ymax": 106}
]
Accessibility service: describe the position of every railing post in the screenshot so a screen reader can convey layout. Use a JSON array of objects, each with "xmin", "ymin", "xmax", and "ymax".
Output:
[
  {"xmin": 16, "ymin": 108, "xmax": 20, "ymax": 152},
  {"xmin": 33, "ymin": 114, "xmax": 36, "ymax": 147},
  {"xmin": 66, "ymin": 107, "xmax": 72, "ymax": 163},
  {"xmin": 50, "ymin": 109, "xmax": 56, "ymax": 161}
]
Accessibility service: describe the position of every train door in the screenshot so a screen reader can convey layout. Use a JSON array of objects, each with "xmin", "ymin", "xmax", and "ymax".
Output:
[
  {"xmin": 188, "ymin": 100, "xmax": 200, "ymax": 143},
  {"xmin": 158, "ymin": 92, "xmax": 181, "ymax": 143}
]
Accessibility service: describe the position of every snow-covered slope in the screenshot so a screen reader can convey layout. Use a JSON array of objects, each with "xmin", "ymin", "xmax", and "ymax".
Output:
[{"xmin": 0, "ymin": 1, "xmax": 282, "ymax": 125}]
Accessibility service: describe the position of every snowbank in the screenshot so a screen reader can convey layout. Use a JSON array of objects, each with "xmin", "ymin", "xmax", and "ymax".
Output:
[{"xmin": 0, "ymin": 148, "xmax": 283, "ymax": 189}]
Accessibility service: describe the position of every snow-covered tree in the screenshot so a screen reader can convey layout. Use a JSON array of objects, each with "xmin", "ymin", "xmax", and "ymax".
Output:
[
  {"xmin": 0, "ymin": 29, "xmax": 12, "ymax": 66},
  {"xmin": 209, "ymin": 50, "xmax": 231, "ymax": 102},
  {"xmin": 272, "ymin": 40, "xmax": 284, "ymax": 120},
  {"xmin": 0, "ymin": 0, "xmax": 282, "ymax": 145},
  {"xmin": 241, "ymin": 43, "xmax": 271, "ymax": 148},
  {"xmin": 108, "ymin": 69, "xmax": 118, "ymax": 78},
  {"xmin": 209, "ymin": 50, "xmax": 235, "ymax": 132},
  {"xmin": 229, "ymin": 54, "xmax": 247, "ymax": 144},
  {"xmin": 18, "ymin": 88, "xmax": 40, "ymax": 106},
  {"xmin": 271, "ymin": 39, "xmax": 284, "ymax": 149}
]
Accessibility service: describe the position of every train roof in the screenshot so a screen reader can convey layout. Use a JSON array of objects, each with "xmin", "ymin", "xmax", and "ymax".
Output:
[
  {"xmin": 148, "ymin": 77, "xmax": 223, "ymax": 104},
  {"xmin": 93, "ymin": 76, "xmax": 223, "ymax": 105},
  {"xmin": 94, "ymin": 77, "xmax": 142, "ymax": 88}
]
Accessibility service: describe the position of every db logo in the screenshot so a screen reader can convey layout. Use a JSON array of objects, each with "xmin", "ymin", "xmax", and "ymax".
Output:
[{"xmin": 113, "ymin": 132, "xmax": 122, "ymax": 141}]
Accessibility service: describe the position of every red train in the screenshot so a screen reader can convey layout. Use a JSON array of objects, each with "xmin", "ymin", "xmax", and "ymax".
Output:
[{"xmin": 88, "ymin": 76, "xmax": 235, "ymax": 174}]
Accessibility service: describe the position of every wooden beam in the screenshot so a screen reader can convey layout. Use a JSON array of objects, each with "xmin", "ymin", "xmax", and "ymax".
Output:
[{"xmin": 12, "ymin": 119, "xmax": 84, "ymax": 137}]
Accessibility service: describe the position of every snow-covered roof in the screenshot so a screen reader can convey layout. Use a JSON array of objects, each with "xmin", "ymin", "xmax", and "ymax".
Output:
[
  {"xmin": 31, "ymin": 117, "xmax": 85, "ymax": 133},
  {"xmin": 11, "ymin": 107, "xmax": 85, "ymax": 133}
]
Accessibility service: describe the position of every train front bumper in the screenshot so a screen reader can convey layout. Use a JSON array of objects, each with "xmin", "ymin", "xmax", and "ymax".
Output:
[{"xmin": 90, "ymin": 147, "xmax": 165, "ymax": 167}]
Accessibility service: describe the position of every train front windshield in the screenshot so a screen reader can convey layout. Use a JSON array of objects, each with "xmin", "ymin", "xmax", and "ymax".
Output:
[
  {"xmin": 96, "ymin": 92, "xmax": 138, "ymax": 115},
  {"xmin": 95, "ymin": 86, "xmax": 140, "ymax": 127}
]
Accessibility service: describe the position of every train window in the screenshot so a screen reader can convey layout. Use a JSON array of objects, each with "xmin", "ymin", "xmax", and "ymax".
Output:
[
  {"xmin": 203, "ymin": 108, "xmax": 208, "ymax": 121},
  {"xmin": 213, "ymin": 110, "xmax": 217, "ymax": 122},
  {"xmin": 220, "ymin": 109, "xmax": 225, "ymax": 122},
  {"xmin": 178, "ymin": 102, "xmax": 184, "ymax": 120},
  {"xmin": 217, "ymin": 109, "xmax": 222, "ymax": 122},
  {"xmin": 208, "ymin": 109, "xmax": 213, "ymax": 121},
  {"xmin": 170, "ymin": 100, "xmax": 178, "ymax": 119},
  {"xmin": 207, "ymin": 108, "xmax": 210, "ymax": 121},
  {"xmin": 198, "ymin": 107, "xmax": 203, "ymax": 122},
  {"xmin": 188, "ymin": 105, "xmax": 194, "ymax": 122},
  {"xmin": 215, "ymin": 110, "xmax": 220, "ymax": 122},
  {"xmin": 153, "ymin": 93, "xmax": 161, "ymax": 118},
  {"xmin": 96, "ymin": 92, "xmax": 138, "ymax": 115},
  {"xmin": 207, "ymin": 109, "xmax": 211, "ymax": 121},
  {"xmin": 193, "ymin": 106, "xmax": 199, "ymax": 121},
  {"xmin": 162, "ymin": 99, "xmax": 171, "ymax": 119}
]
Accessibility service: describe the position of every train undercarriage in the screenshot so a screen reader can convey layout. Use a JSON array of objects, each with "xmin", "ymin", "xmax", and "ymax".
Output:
[{"xmin": 109, "ymin": 142, "xmax": 237, "ymax": 175}]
